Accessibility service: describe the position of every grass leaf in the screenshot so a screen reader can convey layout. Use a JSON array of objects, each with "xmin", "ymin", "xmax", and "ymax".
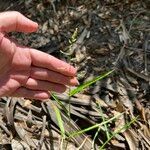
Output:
[
  {"xmin": 69, "ymin": 70, "xmax": 114, "ymax": 97},
  {"xmin": 68, "ymin": 112, "xmax": 123, "ymax": 138},
  {"xmin": 51, "ymin": 93, "xmax": 69, "ymax": 116},
  {"xmin": 96, "ymin": 101, "xmax": 110, "ymax": 139},
  {"xmin": 51, "ymin": 94, "xmax": 66, "ymax": 139},
  {"xmin": 99, "ymin": 116, "xmax": 138, "ymax": 149}
]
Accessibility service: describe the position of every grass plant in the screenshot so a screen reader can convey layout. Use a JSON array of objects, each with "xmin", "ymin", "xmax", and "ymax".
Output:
[{"xmin": 49, "ymin": 29, "xmax": 135, "ymax": 149}]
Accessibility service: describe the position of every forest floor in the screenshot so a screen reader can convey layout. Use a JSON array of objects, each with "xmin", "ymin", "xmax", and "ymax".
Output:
[{"xmin": 0, "ymin": 0, "xmax": 150, "ymax": 150}]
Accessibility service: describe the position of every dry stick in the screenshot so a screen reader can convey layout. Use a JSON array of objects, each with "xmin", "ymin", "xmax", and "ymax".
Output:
[
  {"xmin": 9, "ymin": 99, "xmax": 18, "ymax": 126},
  {"xmin": 71, "ymin": 105, "xmax": 101, "ymax": 117},
  {"xmin": 144, "ymin": 33, "xmax": 150, "ymax": 77},
  {"xmin": 144, "ymin": 37, "xmax": 148, "ymax": 75},
  {"xmin": 15, "ymin": 112, "xmax": 43, "ymax": 126},
  {"xmin": 126, "ymin": 67, "xmax": 150, "ymax": 82},
  {"xmin": 77, "ymin": 136, "xmax": 89, "ymax": 150},
  {"xmin": 55, "ymin": 93, "xmax": 96, "ymax": 107},
  {"xmin": 37, "ymin": 115, "xmax": 47, "ymax": 150},
  {"xmin": 138, "ymin": 129, "xmax": 150, "ymax": 148},
  {"xmin": 114, "ymin": 44, "xmax": 126, "ymax": 66},
  {"xmin": 17, "ymin": 98, "xmax": 42, "ymax": 113},
  {"xmin": 4, "ymin": 98, "xmax": 11, "ymax": 125},
  {"xmin": 57, "ymin": 101, "xmax": 95, "ymax": 123},
  {"xmin": 68, "ymin": 106, "xmax": 95, "ymax": 124},
  {"xmin": 16, "ymin": 106, "xmax": 43, "ymax": 122},
  {"xmin": 0, "ymin": 121, "xmax": 11, "ymax": 136}
]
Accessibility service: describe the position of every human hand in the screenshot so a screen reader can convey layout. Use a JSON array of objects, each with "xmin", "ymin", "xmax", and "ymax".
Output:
[{"xmin": 0, "ymin": 11, "xmax": 78, "ymax": 100}]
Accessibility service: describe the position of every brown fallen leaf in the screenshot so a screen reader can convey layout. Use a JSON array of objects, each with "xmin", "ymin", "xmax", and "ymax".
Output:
[{"xmin": 123, "ymin": 129, "xmax": 139, "ymax": 150}]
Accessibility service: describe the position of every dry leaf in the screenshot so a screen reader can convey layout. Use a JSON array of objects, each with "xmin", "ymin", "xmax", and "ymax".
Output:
[{"xmin": 123, "ymin": 129, "xmax": 138, "ymax": 150}]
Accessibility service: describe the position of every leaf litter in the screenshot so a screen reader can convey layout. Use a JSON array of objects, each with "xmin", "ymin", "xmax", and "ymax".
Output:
[{"xmin": 0, "ymin": 0, "xmax": 150, "ymax": 149}]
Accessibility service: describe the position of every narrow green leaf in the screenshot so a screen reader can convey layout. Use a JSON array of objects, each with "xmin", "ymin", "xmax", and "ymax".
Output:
[
  {"xmin": 69, "ymin": 70, "xmax": 114, "ymax": 96},
  {"xmin": 96, "ymin": 101, "xmax": 110, "ymax": 139},
  {"xmin": 68, "ymin": 112, "xmax": 122, "ymax": 138},
  {"xmin": 99, "ymin": 116, "xmax": 138, "ymax": 150},
  {"xmin": 92, "ymin": 127, "xmax": 101, "ymax": 149},
  {"xmin": 51, "ymin": 93, "xmax": 69, "ymax": 116},
  {"xmin": 51, "ymin": 94, "xmax": 66, "ymax": 139}
]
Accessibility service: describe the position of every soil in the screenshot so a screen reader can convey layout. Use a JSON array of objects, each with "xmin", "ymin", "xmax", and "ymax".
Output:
[{"xmin": 0, "ymin": 0, "xmax": 150, "ymax": 150}]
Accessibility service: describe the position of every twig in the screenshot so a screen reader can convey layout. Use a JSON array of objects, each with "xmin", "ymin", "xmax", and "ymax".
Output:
[
  {"xmin": 0, "ymin": 121, "xmax": 11, "ymax": 136},
  {"xmin": 37, "ymin": 115, "xmax": 47, "ymax": 150},
  {"xmin": 55, "ymin": 93, "xmax": 96, "ymax": 107},
  {"xmin": 125, "ymin": 67, "xmax": 150, "ymax": 82},
  {"xmin": 77, "ymin": 136, "xmax": 89, "ymax": 150},
  {"xmin": 114, "ymin": 44, "xmax": 126, "ymax": 66},
  {"xmin": 144, "ymin": 33, "xmax": 150, "ymax": 76}
]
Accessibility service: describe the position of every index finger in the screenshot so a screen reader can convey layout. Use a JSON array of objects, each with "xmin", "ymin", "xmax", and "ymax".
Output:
[
  {"xmin": 30, "ymin": 48, "xmax": 77, "ymax": 77},
  {"xmin": 0, "ymin": 11, "xmax": 38, "ymax": 33}
]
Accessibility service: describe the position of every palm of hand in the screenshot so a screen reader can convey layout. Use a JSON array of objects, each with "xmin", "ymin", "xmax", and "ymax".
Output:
[
  {"xmin": 0, "ymin": 11, "xmax": 78, "ymax": 100},
  {"xmin": 0, "ymin": 42, "xmax": 31, "ymax": 97}
]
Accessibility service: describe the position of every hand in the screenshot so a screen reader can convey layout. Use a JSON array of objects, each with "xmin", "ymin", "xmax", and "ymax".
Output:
[{"xmin": 0, "ymin": 11, "xmax": 78, "ymax": 100}]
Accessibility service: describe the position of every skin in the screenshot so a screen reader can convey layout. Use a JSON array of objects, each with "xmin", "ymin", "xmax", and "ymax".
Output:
[{"xmin": 0, "ymin": 11, "xmax": 78, "ymax": 100}]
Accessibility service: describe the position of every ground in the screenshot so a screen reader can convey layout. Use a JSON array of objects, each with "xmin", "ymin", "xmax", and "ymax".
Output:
[{"xmin": 0, "ymin": 0, "xmax": 150, "ymax": 150}]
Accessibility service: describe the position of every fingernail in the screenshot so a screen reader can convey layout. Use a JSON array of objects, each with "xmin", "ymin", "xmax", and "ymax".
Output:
[
  {"xmin": 35, "ymin": 92, "xmax": 49, "ymax": 99},
  {"xmin": 70, "ymin": 77, "xmax": 79, "ymax": 86},
  {"xmin": 42, "ymin": 99, "xmax": 49, "ymax": 102},
  {"xmin": 76, "ymin": 80, "xmax": 80, "ymax": 85},
  {"xmin": 34, "ymin": 22, "xmax": 38, "ymax": 28}
]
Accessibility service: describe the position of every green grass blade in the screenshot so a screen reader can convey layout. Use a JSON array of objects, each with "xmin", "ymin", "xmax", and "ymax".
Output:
[
  {"xmin": 68, "ymin": 112, "xmax": 122, "ymax": 138},
  {"xmin": 92, "ymin": 127, "xmax": 101, "ymax": 149},
  {"xmin": 69, "ymin": 70, "xmax": 114, "ymax": 97},
  {"xmin": 99, "ymin": 116, "xmax": 138, "ymax": 150},
  {"xmin": 51, "ymin": 94, "xmax": 66, "ymax": 139},
  {"xmin": 96, "ymin": 102, "xmax": 110, "ymax": 139},
  {"xmin": 51, "ymin": 93, "xmax": 69, "ymax": 116}
]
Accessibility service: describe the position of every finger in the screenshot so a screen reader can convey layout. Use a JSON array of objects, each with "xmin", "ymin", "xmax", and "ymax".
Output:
[
  {"xmin": 25, "ymin": 78, "xmax": 66, "ymax": 93},
  {"xmin": 0, "ymin": 11, "xmax": 38, "ymax": 33},
  {"xmin": 11, "ymin": 87, "xmax": 50, "ymax": 100},
  {"xmin": 30, "ymin": 48, "xmax": 77, "ymax": 76},
  {"xmin": 30, "ymin": 67, "xmax": 78, "ymax": 86}
]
